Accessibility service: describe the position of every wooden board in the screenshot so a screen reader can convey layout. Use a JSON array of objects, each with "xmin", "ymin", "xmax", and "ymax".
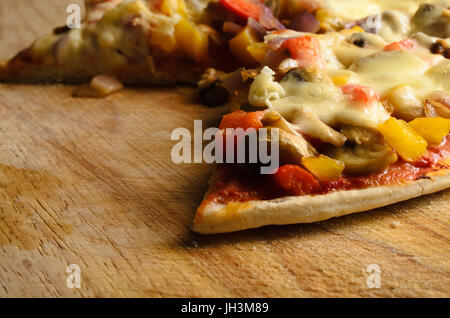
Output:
[{"xmin": 0, "ymin": 0, "xmax": 449, "ymax": 298}]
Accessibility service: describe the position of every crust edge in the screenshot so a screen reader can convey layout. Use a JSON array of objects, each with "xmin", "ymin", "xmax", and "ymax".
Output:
[{"xmin": 192, "ymin": 170, "xmax": 450, "ymax": 234}]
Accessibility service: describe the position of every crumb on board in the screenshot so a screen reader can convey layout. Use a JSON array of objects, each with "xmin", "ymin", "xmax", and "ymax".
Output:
[{"xmin": 390, "ymin": 221, "xmax": 401, "ymax": 229}]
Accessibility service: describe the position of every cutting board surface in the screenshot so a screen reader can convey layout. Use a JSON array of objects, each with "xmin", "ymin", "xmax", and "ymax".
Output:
[{"xmin": 0, "ymin": 0, "xmax": 449, "ymax": 297}]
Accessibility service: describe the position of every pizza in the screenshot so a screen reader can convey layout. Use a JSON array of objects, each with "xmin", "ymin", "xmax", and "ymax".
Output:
[
  {"xmin": 0, "ymin": 0, "xmax": 449, "ymax": 233},
  {"xmin": 191, "ymin": 0, "xmax": 450, "ymax": 233},
  {"xmin": 0, "ymin": 0, "xmax": 286, "ymax": 87},
  {"xmin": 0, "ymin": 0, "xmax": 221, "ymax": 85}
]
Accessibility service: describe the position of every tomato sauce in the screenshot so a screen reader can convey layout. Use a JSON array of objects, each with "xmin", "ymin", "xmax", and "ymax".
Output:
[{"xmin": 202, "ymin": 136, "xmax": 450, "ymax": 206}]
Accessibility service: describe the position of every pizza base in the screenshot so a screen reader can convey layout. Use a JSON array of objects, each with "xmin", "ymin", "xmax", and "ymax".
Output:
[
  {"xmin": 192, "ymin": 169, "xmax": 450, "ymax": 234},
  {"xmin": 0, "ymin": 49, "xmax": 201, "ymax": 85}
]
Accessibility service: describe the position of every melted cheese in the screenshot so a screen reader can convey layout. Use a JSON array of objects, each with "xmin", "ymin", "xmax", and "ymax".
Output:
[
  {"xmin": 249, "ymin": 66, "xmax": 285, "ymax": 108},
  {"xmin": 349, "ymin": 50, "xmax": 433, "ymax": 97},
  {"xmin": 321, "ymin": 0, "xmax": 448, "ymax": 21},
  {"xmin": 251, "ymin": 21, "xmax": 449, "ymax": 131},
  {"xmin": 29, "ymin": 0, "xmax": 204, "ymax": 71},
  {"xmin": 270, "ymin": 79, "xmax": 389, "ymax": 129}
]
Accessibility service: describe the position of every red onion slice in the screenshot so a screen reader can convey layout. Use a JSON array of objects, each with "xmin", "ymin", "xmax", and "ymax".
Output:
[
  {"xmin": 288, "ymin": 10, "xmax": 320, "ymax": 33},
  {"xmin": 258, "ymin": 4, "xmax": 286, "ymax": 31},
  {"xmin": 247, "ymin": 17, "xmax": 267, "ymax": 40}
]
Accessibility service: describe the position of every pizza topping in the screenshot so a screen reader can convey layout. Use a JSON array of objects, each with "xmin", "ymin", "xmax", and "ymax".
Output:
[
  {"xmin": 272, "ymin": 164, "xmax": 320, "ymax": 195},
  {"xmin": 281, "ymin": 66, "xmax": 328, "ymax": 83},
  {"xmin": 301, "ymin": 155, "xmax": 345, "ymax": 180},
  {"xmin": 378, "ymin": 10, "xmax": 411, "ymax": 42},
  {"xmin": 219, "ymin": 0, "xmax": 262, "ymax": 21},
  {"xmin": 219, "ymin": 0, "xmax": 284, "ymax": 30},
  {"xmin": 223, "ymin": 21, "xmax": 244, "ymax": 34},
  {"xmin": 326, "ymin": 142, "xmax": 398, "ymax": 176},
  {"xmin": 277, "ymin": 58, "xmax": 299, "ymax": 75},
  {"xmin": 340, "ymin": 125, "xmax": 382, "ymax": 146},
  {"xmin": 262, "ymin": 110, "xmax": 305, "ymax": 138},
  {"xmin": 228, "ymin": 25, "xmax": 263, "ymax": 65},
  {"xmin": 288, "ymin": 10, "xmax": 320, "ymax": 33},
  {"xmin": 315, "ymin": 8, "xmax": 343, "ymax": 31},
  {"xmin": 248, "ymin": 66, "xmax": 285, "ymax": 107},
  {"xmin": 341, "ymin": 84, "xmax": 379, "ymax": 104},
  {"xmin": 353, "ymin": 13, "xmax": 382, "ymax": 34},
  {"xmin": 290, "ymin": 109, "xmax": 347, "ymax": 147},
  {"xmin": 378, "ymin": 117, "xmax": 428, "ymax": 162},
  {"xmin": 273, "ymin": 0, "xmax": 319, "ymax": 19},
  {"xmin": 384, "ymin": 38, "xmax": 417, "ymax": 51},
  {"xmin": 424, "ymin": 91, "xmax": 450, "ymax": 118},
  {"xmin": 346, "ymin": 32, "xmax": 386, "ymax": 49},
  {"xmin": 412, "ymin": 3, "xmax": 450, "ymax": 38},
  {"xmin": 219, "ymin": 109, "xmax": 266, "ymax": 130},
  {"xmin": 424, "ymin": 99, "xmax": 450, "ymax": 118},
  {"xmin": 174, "ymin": 18, "xmax": 209, "ymax": 63},
  {"xmin": 262, "ymin": 127, "xmax": 316, "ymax": 165},
  {"xmin": 430, "ymin": 40, "xmax": 448, "ymax": 56},
  {"xmin": 383, "ymin": 84, "xmax": 425, "ymax": 121},
  {"xmin": 281, "ymin": 35, "xmax": 324, "ymax": 69},
  {"xmin": 409, "ymin": 117, "xmax": 450, "ymax": 144}
]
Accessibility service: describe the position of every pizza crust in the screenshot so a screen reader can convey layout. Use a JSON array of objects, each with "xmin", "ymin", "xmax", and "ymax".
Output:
[
  {"xmin": 192, "ymin": 169, "xmax": 450, "ymax": 234},
  {"xmin": 0, "ymin": 50, "xmax": 201, "ymax": 85}
]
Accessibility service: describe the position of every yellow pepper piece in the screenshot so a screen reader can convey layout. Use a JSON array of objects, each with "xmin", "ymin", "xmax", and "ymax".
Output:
[
  {"xmin": 378, "ymin": 117, "xmax": 428, "ymax": 162},
  {"xmin": 315, "ymin": 8, "xmax": 342, "ymax": 31},
  {"xmin": 160, "ymin": 0, "xmax": 187, "ymax": 17},
  {"xmin": 409, "ymin": 117, "xmax": 450, "ymax": 144},
  {"xmin": 302, "ymin": 155, "xmax": 345, "ymax": 180},
  {"xmin": 149, "ymin": 31, "xmax": 176, "ymax": 53},
  {"xmin": 340, "ymin": 26, "xmax": 365, "ymax": 36},
  {"xmin": 175, "ymin": 18, "xmax": 209, "ymax": 63},
  {"xmin": 330, "ymin": 75, "xmax": 349, "ymax": 86},
  {"xmin": 247, "ymin": 42, "xmax": 268, "ymax": 64},
  {"xmin": 228, "ymin": 26, "xmax": 261, "ymax": 65}
]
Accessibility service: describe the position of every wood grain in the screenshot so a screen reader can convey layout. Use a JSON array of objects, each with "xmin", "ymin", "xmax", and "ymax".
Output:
[{"xmin": 0, "ymin": 0, "xmax": 449, "ymax": 297}]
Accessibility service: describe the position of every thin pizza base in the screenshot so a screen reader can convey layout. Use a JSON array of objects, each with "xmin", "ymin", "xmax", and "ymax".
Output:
[
  {"xmin": 0, "ymin": 50, "xmax": 201, "ymax": 85},
  {"xmin": 192, "ymin": 169, "xmax": 450, "ymax": 234}
]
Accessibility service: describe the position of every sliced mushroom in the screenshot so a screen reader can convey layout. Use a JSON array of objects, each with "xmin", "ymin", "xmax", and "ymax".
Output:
[
  {"xmin": 281, "ymin": 66, "xmax": 329, "ymax": 83},
  {"xmin": 412, "ymin": 3, "xmax": 450, "ymax": 38},
  {"xmin": 262, "ymin": 110, "xmax": 302, "ymax": 136},
  {"xmin": 259, "ymin": 127, "xmax": 317, "ymax": 165},
  {"xmin": 327, "ymin": 143, "xmax": 398, "ymax": 176},
  {"xmin": 347, "ymin": 31, "xmax": 386, "ymax": 49},
  {"xmin": 424, "ymin": 91, "xmax": 450, "ymax": 118},
  {"xmin": 291, "ymin": 110, "xmax": 347, "ymax": 147},
  {"xmin": 340, "ymin": 125, "xmax": 383, "ymax": 146},
  {"xmin": 278, "ymin": 58, "xmax": 299, "ymax": 77},
  {"xmin": 354, "ymin": 14, "xmax": 382, "ymax": 34},
  {"xmin": 263, "ymin": 109, "xmax": 346, "ymax": 147},
  {"xmin": 425, "ymin": 100, "xmax": 450, "ymax": 118}
]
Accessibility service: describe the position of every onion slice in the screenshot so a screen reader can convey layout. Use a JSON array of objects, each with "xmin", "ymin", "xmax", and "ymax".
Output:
[
  {"xmin": 288, "ymin": 10, "xmax": 320, "ymax": 33},
  {"xmin": 247, "ymin": 18, "xmax": 267, "ymax": 40},
  {"xmin": 258, "ymin": 4, "xmax": 286, "ymax": 31}
]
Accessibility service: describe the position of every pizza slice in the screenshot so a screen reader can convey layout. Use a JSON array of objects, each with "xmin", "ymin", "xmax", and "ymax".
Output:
[
  {"xmin": 192, "ymin": 2, "xmax": 450, "ymax": 233},
  {"xmin": 0, "ymin": 0, "xmax": 291, "ymax": 86}
]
